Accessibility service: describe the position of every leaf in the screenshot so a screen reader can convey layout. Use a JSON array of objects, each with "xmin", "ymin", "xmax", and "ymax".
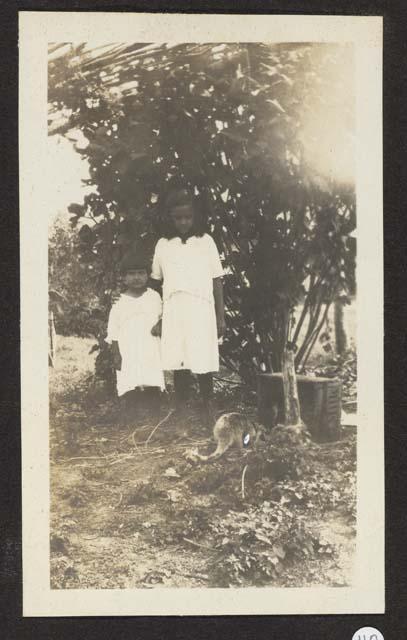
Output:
[
  {"xmin": 78, "ymin": 224, "xmax": 93, "ymax": 243},
  {"xmin": 266, "ymin": 99, "xmax": 286, "ymax": 114},
  {"xmin": 260, "ymin": 63, "xmax": 279, "ymax": 76},
  {"xmin": 279, "ymin": 73, "xmax": 294, "ymax": 86},
  {"xmin": 68, "ymin": 215, "xmax": 80, "ymax": 228},
  {"xmin": 163, "ymin": 467, "xmax": 180, "ymax": 479},
  {"xmin": 274, "ymin": 561, "xmax": 284, "ymax": 574},
  {"xmin": 68, "ymin": 203, "xmax": 84, "ymax": 215},
  {"xmin": 167, "ymin": 489, "xmax": 182, "ymax": 503},
  {"xmin": 89, "ymin": 344, "xmax": 100, "ymax": 355},
  {"xmin": 272, "ymin": 544, "xmax": 286, "ymax": 559},
  {"xmin": 255, "ymin": 531, "xmax": 271, "ymax": 545},
  {"xmin": 129, "ymin": 151, "xmax": 148, "ymax": 161}
]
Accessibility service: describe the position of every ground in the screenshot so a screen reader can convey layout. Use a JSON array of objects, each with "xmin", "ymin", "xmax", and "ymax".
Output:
[{"xmin": 50, "ymin": 335, "xmax": 356, "ymax": 589}]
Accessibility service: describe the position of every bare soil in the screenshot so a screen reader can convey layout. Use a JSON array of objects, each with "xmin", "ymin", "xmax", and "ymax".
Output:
[{"xmin": 50, "ymin": 336, "xmax": 356, "ymax": 589}]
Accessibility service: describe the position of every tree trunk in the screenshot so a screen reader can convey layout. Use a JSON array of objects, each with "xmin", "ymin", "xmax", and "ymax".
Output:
[
  {"xmin": 334, "ymin": 298, "xmax": 347, "ymax": 355},
  {"xmin": 282, "ymin": 345, "xmax": 301, "ymax": 426}
]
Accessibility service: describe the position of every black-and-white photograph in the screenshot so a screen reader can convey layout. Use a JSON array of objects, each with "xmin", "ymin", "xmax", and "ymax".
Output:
[
  {"xmin": 19, "ymin": 12, "xmax": 384, "ymax": 617},
  {"xmin": 47, "ymin": 39, "xmax": 358, "ymax": 590}
]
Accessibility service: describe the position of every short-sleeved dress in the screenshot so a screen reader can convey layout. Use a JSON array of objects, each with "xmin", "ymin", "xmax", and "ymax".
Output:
[
  {"xmin": 105, "ymin": 289, "xmax": 165, "ymax": 396},
  {"xmin": 151, "ymin": 233, "xmax": 224, "ymax": 374}
]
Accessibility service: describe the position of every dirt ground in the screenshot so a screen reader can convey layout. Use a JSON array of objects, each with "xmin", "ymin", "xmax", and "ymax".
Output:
[{"xmin": 50, "ymin": 336, "xmax": 356, "ymax": 589}]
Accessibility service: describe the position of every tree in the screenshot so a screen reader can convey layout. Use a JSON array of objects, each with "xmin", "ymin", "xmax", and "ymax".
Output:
[
  {"xmin": 49, "ymin": 217, "xmax": 109, "ymax": 337},
  {"xmin": 48, "ymin": 42, "xmax": 356, "ymax": 409},
  {"xmin": 334, "ymin": 298, "xmax": 348, "ymax": 355}
]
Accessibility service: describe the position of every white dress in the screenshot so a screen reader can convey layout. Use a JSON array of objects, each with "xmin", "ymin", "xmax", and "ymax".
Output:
[
  {"xmin": 105, "ymin": 289, "xmax": 165, "ymax": 396},
  {"xmin": 151, "ymin": 233, "xmax": 224, "ymax": 374}
]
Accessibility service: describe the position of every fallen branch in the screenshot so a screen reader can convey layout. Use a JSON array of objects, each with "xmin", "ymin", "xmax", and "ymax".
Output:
[
  {"xmin": 144, "ymin": 409, "xmax": 175, "ymax": 447},
  {"xmin": 214, "ymin": 376, "xmax": 244, "ymax": 387},
  {"xmin": 183, "ymin": 537, "xmax": 215, "ymax": 551}
]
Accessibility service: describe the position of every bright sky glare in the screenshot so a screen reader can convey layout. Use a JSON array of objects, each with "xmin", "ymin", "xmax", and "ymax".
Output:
[{"xmin": 47, "ymin": 134, "xmax": 92, "ymax": 225}]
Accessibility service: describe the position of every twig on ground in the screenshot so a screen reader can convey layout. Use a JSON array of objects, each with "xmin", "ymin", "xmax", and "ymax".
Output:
[
  {"xmin": 65, "ymin": 455, "xmax": 108, "ymax": 462},
  {"xmin": 119, "ymin": 424, "xmax": 150, "ymax": 445},
  {"xmin": 183, "ymin": 537, "xmax": 215, "ymax": 551},
  {"xmin": 175, "ymin": 441, "xmax": 209, "ymax": 448},
  {"xmin": 241, "ymin": 464, "xmax": 248, "ymax": 499},
  {"xmin": 109, "ymin": 454, "xmax": 135, "ymax": 465},
  {"xmin": 180, "ymin": 572, "xmax": 209, "ymax": 581},
  {"xmin": 115, "ymin": 492, "xmax": 123, "ymax": 508},
  {"xmin": 214, "ymin": 376, "xmax": 244, "ymax": 387},
  {"xmin": 131, "ymin": 430, "xmax": 140, "ymax": 450},
  {"xmin": 144, "ymin": 409, "xmax": 175, "ymax": 447}
]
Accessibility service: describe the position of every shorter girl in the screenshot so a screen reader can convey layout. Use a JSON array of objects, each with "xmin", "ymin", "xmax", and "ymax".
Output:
[{"xmin": 105, "ymin": 253, "xmax": 165, "ymax": 422}]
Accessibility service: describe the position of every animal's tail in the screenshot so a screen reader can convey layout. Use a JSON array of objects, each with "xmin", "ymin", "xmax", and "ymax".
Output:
[{"xmin": 195, "ymin": 441, "xmax": 230, "ymax": 462}]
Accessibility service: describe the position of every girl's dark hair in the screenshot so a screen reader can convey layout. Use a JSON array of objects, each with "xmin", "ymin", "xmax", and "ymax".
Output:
[
  {"xmin": 158, "ymin": 179, "xmax": 208, "ymax": 240},
  {"xmin": 119, "ymin": 249, "xmax": 149, "ymax": 274}
]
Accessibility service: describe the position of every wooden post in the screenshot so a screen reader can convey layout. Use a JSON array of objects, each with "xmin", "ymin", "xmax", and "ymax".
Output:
[{"xmin": 282, "ymin": 345, "xmax": 301, "ymax": 426}]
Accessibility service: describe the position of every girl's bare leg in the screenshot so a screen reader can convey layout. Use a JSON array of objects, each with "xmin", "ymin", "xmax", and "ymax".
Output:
[
  {"xmin": 173, "ymin": 369, "xmax": 192, "ymax": 408},
  {"xmin": 198, "ymin": 373, "xmax": 215, "ymax": 429},
  {"xmin": 119, "ymin": 390, "xmax": 140, "ymax": 424},
  {"xmin": 142, "ymin": 387, "xmax": 161, "ymax": 420}
]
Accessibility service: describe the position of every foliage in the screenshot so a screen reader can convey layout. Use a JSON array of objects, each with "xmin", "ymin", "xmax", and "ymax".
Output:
[
  {"xmin": 49, "ymin": 219, "xmax": 105, "ymax": 336},
  {"xmin": 49, "ymin": 218, "xmax": 119, "ymax": 386},
  {"xmin": 48, "ymin": 42, "xmax": 356, "ymax": 384},
  {"xmin": 307, "ymin": 347, "xmax": 357, "ymax": 407},
  {"xmin": 209, "ymin": 431, "xmax": 356, "ymax": 585},
  {"xmin": 210, "ymin": 501, "xmax": 322, "ymax": 586}
]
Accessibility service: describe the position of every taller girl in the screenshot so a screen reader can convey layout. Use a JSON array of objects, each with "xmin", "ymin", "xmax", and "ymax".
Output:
[{"xmin": 151, "ymin": 184, "xmax": 225, "ymax": 426}]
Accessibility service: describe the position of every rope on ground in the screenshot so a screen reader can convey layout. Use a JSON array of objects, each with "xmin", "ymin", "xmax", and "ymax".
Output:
[
  {"xmin": 241, "ymin": 464, "xmax": 249, "ymax": 499},
  {"xmin": 144, "ymin": 409, "xmax": 175, "ymax": 447}
]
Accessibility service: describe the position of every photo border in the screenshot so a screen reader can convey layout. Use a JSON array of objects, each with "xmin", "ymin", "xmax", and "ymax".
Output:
[{"xmin": 19, "ymin": 10, "xmax": 384, "ymax": 618}]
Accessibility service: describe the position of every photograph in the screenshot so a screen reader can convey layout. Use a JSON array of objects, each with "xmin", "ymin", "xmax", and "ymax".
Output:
[{"xmin": 20, "ymin": 12, "xmax": 383, "ymax": 616}]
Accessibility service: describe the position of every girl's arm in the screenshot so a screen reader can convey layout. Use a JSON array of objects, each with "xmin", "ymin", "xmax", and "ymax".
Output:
[
  {"xmin": 151, "ymin": 319, "xmax": 162, "ymax": 337},
  {"xmin": 213, "ymin": 277, "xmax": 226, "ymax": 338},
  {"xmin": 150, "ymin": 290, "xmax": 163, "ymax": 337},
  {"xmin": 148, "ymin": 277, "xmax": 162, "ymax": 295},
  {"xmin": 110, "ymin": 340, "xmax": 122, "ymax": 371},
  {"xmin": 106, "ymin": 301, "xmax": 121, "ymax": 369}
]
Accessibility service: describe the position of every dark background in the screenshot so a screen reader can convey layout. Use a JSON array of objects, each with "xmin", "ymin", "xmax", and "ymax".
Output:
[{"xmin": 1, "ymin": 1, "xmax": 406, "ymax": 638}]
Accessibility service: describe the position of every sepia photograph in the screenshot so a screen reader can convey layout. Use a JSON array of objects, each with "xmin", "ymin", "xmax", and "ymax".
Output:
[{"xmin": 20, "ymin": 12, "xmax": 383, "ymax": 616}]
